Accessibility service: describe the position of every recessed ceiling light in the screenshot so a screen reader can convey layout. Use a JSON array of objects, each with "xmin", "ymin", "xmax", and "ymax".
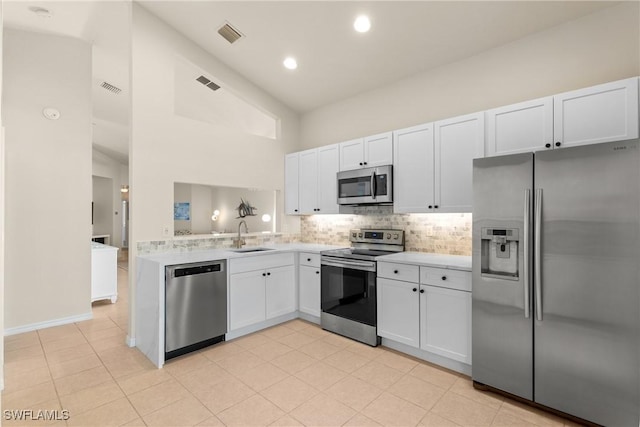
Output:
[
  {"xmin": 283, "ymin": 57, "xmax": 298, "ymax": 70},
  {"xmin": 28, "ymin": 6, "xmax": 53, "ymax": 18},
  {"xmin": 354, "ymin": 15, "xmax": 371, "ymax": 33}
]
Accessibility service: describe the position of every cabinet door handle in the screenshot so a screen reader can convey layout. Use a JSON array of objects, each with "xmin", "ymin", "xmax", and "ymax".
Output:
[
  {"xmin": 262, "ymin": 273, "xmax": 266, "ymax": 277},
  {"xmin": 294, "ymin": 209, "xmax": 298, "ymax": 212},
  {"xmin": 555, "ymin": 142, "xmax": 561, "ymax": 147},
  {"xmin": 412, "ymin": 288, "xmax": 417, "ymax": 292},
  {"xmin": 267, "ymin": 272, "xmax": 271, "ymax": 276},
  {"xmin": 359, "ymin": 162, "xmax": 363, "ymax": 166},
  {"xmin": 420, "ymin": 289, "xmax": 424, "ymax": 294},
  {"xmin": 393, "ymin": 270, "xmax": 398, "ymax": 274},
  {"xmin": 307, "ymin": 258, "xmax": 311, "ymax": 262},
  {"xmin": 315, "ymin": 271, "xmax": 319, "ymax": 274},
  {"xmin": 434, "ymin": 205, "xmax": 439, "ymax": 209},
  {"xmin": 364, "ymin": 162, "xmax": 367, "ymax": 165},
  {"xmin": 428, "ymin": 205, "xmax": 433, "ymax": 209},
  {"xmin": 441, "ymin": 276, "xmax": 447, "ymax": 281},
  {"xmin": 545, "ymin": 143, "xmax": 551, "ymax": 148}
]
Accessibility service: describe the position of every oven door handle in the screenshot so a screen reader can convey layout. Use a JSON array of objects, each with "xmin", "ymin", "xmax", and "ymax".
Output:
[{"xmin": 321, "ymin": 258, "xmax": 376, "ymax": 272}]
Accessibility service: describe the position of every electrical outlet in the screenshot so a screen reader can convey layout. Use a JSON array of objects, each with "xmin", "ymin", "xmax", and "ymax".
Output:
[{"xmin": 162, "ymin": 225, "xmax": 170, "ymax": 237}]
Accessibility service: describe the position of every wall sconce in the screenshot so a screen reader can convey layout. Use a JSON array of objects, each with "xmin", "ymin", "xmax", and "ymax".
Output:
[
  {"xmin": 120, "ymin": 185, "xmax": 129, "ymax": 193},
  {"xmin": 211, "ymin": 209, "xmax": 220, "ymax": 221},
  {"xmin": 261, "ymin": 214, "xmax": 271, "ymax": 223}
]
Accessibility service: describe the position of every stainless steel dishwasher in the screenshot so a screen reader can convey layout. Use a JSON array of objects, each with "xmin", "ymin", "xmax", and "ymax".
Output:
[{"xmin": 165, "ymin": 260, "xmax": 227, "ymax": 360}]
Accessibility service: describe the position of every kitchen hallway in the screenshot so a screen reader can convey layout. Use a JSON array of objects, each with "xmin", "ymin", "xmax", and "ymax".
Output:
[{"xmin": 2, "ymin": 268, "xmax": 580, "ymax": 426}]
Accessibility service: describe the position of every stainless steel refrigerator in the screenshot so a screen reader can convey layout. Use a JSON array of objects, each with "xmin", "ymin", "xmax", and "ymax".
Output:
[{"xmin": 472, "ymin": 139, "xmax": 640, "ymax": 426}]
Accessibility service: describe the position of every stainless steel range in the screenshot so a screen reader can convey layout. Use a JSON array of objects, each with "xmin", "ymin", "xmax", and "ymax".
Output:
[{"xmin": 320, "ymin": 228, "xmax": 404, "ymax": 346}]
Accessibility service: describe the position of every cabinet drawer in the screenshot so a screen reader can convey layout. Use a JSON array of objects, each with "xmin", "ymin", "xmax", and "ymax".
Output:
[
  {"xmin": 420, "ymin": 267, "xmax": 471, "ymax": 292},
  {"xmin": 378, "ymin": 262, "xmax": 419, "ymax": 283},
  {"xmin": 230, "ymin": 252, "xmax": 295, "ymax": 274},
  {"xmin": 299, "ymin": 252, "xmax": 320, "ymax": 267}
]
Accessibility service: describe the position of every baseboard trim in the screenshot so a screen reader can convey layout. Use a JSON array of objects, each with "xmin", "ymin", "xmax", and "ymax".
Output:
[
  {"xmin": 4, "ymin": 311, "xmax": 93, "ymax": 336},
  {"xmin": 126, "ymin": 335, "xmax": 136, "ymax": 347}
]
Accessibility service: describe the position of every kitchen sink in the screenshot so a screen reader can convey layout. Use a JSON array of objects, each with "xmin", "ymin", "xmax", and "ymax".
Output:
[{"xmin": 231, "ymin": 247, "xmax": 275, "ymax": 253}]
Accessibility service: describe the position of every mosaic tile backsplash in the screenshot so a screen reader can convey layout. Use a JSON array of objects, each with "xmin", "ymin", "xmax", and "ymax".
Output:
[
  {"xmin": 137, "ymin": 233, "xmax": 300, "ymax": 255},
  {"xmin": 300, "ymin": 206, "xmax": 472, "ymax": 256},
  {"xmin": 137, "ymin": 207, "xmax": 472, "ymax": 256}
]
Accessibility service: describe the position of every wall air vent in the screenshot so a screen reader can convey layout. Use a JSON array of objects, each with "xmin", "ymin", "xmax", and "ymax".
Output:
[
  {"xmin": 196, "ymin": 75, "xmax": 220, "ymax": 91},
  {"xmin": 100, "ymin": 81, "xmax": 122, "ymax": 95},
  {"xmin": 217, "ymin": 22, "xmax": 243, "ymax": 44}
]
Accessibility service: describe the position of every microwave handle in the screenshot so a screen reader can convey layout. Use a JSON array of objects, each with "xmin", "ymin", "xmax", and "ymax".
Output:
[{"xmin": 371, "ymin": 171, "xmax": 377, "ymax": 199}]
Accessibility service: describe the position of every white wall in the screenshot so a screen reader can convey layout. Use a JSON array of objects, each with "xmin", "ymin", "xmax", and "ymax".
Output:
[
  {"xmin": 93, "ymin": 150, "xmax": 129, "ymax": 248},
  {"xmin": 3, "ymin": 29, "xmax": 92, "ymax": 331},
  {"xmin": 129, "ymin": 4, "xmax": 300, "ymax": 339},
  {"xmin": 1, "ymin": 1, "xmax": 5, "ymax": 389},
  {"xmin": 299, "ymin": 2, "xmax": 640, "ymax": 149}
]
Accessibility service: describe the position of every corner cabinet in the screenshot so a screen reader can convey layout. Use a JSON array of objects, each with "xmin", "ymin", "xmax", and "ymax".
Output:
[
  {"xmin": 339, "ymin": 132, "xmax": 393, "ymax": 171},
  {"xmin": 485, "ymin": 77, "xmax": 639, "ymax": 156},
  {"xmin": 393, "ymin": 112, "xmax": 484, "ymax": 213},
  {"xmin": 229, "ymin": 253, "xmax": 296, "ymax": 331},
  {"xmin": 286, "ymin": 144, "xmax": 340, "ymax": 215}
]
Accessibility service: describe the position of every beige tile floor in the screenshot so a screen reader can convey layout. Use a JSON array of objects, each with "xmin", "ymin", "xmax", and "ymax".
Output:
[{"xmin": 2, "ymin": 265, "xmax": 583, "ymax": 427}]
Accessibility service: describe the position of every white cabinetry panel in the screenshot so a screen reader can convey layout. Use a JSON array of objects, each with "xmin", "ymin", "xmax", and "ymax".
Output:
[
  {"xmin": 554, "ymin": 77, "xmax": 639, "ymax": 149},
  {"xmin": 420, "ymin": 285, "xmax": 471, "ymax": 364},
  {"xmin": 485, "ymin": 97, "xmax": 553, "ymax": 156}
]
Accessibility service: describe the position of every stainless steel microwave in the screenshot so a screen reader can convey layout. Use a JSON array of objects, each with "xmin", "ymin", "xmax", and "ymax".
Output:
[{"xmin": 337, "ymin": 165, "xmax": 393, "ymax": 205}]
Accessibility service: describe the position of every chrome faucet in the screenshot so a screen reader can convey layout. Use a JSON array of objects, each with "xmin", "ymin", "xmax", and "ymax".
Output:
[{"xmin": 234, "ymin": 220, "xmax": 248, "ymax": 248}]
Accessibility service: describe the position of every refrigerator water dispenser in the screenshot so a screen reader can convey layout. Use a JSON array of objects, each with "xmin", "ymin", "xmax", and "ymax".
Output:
[{"xmin": 481, "ymin": 228, "xmax": 519, "ymax": 280}]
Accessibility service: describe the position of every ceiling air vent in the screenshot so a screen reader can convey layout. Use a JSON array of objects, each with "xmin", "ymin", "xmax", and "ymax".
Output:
[
  {"xmin": 217, "ymin": 22, "xmax": 243, "ymax": 44},
  {"xmin": 196, "ymin": 75, "xmax": 221, "ymax": 91},
  {"xmin": 100, "ymin": 81, "xmax": 122, "ymax": 95}
]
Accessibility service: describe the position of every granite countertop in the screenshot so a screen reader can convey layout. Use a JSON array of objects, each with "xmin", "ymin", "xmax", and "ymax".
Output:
[
  {"xmin": 136, "ymin": 243, "xmax": 347, "ymax": 267},
  {"xmin": 379, "ymin": 251, "xmax": 472, "ymax": 271}
]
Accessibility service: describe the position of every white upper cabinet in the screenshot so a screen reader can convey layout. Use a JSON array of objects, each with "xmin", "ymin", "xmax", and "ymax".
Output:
[
  {"xmin": 364, "ymin": 132, "xmax": 394, "ymax": 168},
  {"xmin": 434, "ymin": 112, "xmax": 485, "ymax": 213},
  {"xmin": 554, "ymin": 77, "xmax": 639, "ymax": 149},
  {"xmin": 289, "ymin": 144, "xmax": 340, "ymax": 215},
  {"xmin": 316, "ymin": 144, "xmax": 340, "ymax": 214},
  {"xmin": 339, "ymin": 138, "xmax": 365, "ymax": 171},
  {"xmin": 284, "ymin": 153, "xmax": 299, "ymax": 215},
  {"xmin": 393, "ymin": 113, "xmax": 483, "ymax": 214},
  {"xmin": 393, "ymin": 123, "xmax": 435, "ymax": 214},
  {"xmin": 298, "ymin": 149, "xmax": 319, "ymax": 215},
  {"xmin": 486, "ymin": 78, "xmax": 639, "ymax": 155},
  {"xmin": 339, "ymin": 132, "xmax": 393, "ymax": 171},
  {"xmin": 485, "ymin": 97, "xmax": 553, "ymax": 156}
]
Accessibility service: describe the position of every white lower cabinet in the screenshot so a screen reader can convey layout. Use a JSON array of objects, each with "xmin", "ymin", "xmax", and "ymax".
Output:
[
  {"xmin": 229, "ymin": 253, "xmax": 296, "ymax": 331},
  {"xmin": 419, "ymin": 284, "xmax": 471, "ymax": 364},
  {"xmin": 299, "ymin": 252, "xmax": 321, "ymax": 317},
  {"xmin": 377, "ymin": 261, "xmax": 472, "ymax": 366},
  {"xmin": 377, "ymin": 277, "xmax": 420, "ymax": 347},
  {"xmin": 229, "ymin": 270, "xmax": 267, "ymax": 330},
  {"xmin": 266, "ymin": 265, "xmax": 296, "ymax": 319}
]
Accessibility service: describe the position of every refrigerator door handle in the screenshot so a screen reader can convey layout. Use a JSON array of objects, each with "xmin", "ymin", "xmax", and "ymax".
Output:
[
  {"xmin": 534, "ymin": 188, "xmax": 543, "ymax": 321},
  {"xmin": 523, "ymin": 189, "xmax": 531, "ymax": 319}
]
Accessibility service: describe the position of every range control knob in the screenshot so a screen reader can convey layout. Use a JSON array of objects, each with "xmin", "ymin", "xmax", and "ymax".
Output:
[
  {"xmin": 386, "ymin": 233, "xmax": 391, "ymax": 239},
  {"xmin": 358, "ymin": 233, "xmax": 363, "ymax": 238},
  {"xmin": 352, "ymin": 232, "xmax": 357, "ymax": 238},
  {"xmin": 393, "ymin": 233, "xmax": 399, "ymax": 239}
]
